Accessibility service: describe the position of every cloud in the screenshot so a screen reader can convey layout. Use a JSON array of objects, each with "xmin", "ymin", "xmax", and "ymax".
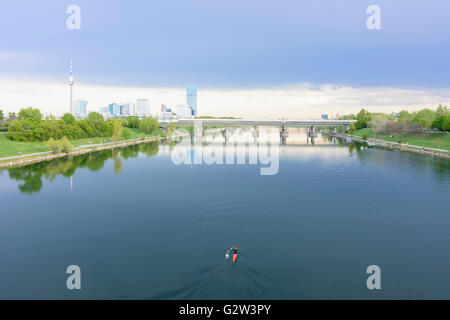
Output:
[{"xmin": 0, "ymin": 78, "xmax": 449, "ymax": 118}]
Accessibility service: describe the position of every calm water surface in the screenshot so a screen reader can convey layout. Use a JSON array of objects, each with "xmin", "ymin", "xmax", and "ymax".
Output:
[{"xmin": 0, "ymin": 128, "xmax": 449, "ymax": 299}]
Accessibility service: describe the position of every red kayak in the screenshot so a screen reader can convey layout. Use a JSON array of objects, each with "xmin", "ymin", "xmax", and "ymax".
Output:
[{"xmin": 233, "ymin": 253, "xmax": 237, "ymax": 263}]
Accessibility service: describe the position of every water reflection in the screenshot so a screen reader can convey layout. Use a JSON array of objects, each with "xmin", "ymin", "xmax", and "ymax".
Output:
[
  {"xmin": 5, "ymin": 141, "xmax": 160, "ymax": 195},
  {"xmin": 2, "ymin": 128, "xmax": 449, "ymax": 195}
]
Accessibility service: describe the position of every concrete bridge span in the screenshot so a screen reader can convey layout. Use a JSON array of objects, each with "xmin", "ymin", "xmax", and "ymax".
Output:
[{"xmin": 162, "ymin": 119, "xmax": 355, "ymax": 128}]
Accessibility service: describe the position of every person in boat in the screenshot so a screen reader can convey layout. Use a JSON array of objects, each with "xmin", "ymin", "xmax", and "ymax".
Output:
[{"xmin": 229, "ymin": 245, "xmax": 238, "ymax": 255}]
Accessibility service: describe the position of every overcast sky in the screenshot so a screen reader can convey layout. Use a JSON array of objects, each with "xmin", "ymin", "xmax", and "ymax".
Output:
[{"xmin": 1, "ymin": 0, "xmax": 450, "ymax": 117}]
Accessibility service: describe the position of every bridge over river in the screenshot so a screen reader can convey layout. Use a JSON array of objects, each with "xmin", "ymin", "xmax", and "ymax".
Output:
[{"xmin": 160, "ymin": 118, "xmax": 356, "ymax": 141}]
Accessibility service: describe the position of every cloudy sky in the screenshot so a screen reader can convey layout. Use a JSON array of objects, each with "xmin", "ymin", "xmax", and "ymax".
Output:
[{"xmin": 1, "ymin": 0, "xmax": 450, "ymax": 117}]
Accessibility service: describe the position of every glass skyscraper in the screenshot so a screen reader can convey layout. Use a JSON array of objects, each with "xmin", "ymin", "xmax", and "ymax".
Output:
[
  {"xmin": 186, "ymin": 84, "xmax": 197, "ymax": 116},
  {"xmin": 73, "ymin": 100, "xmax": 88, "ymax": 116},
  {"xmin": 108, "ymin": 103, "xmax": 122, "ymax": 116}
]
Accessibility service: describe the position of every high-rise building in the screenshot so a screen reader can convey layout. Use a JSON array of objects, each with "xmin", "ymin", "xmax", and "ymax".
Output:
[
  {"xmin": 122, "ymin": 103, "xmax": 134, "ymax": 116},
  {"xmin": 68, "ymin": 59, "xmax": 74, "ymax": 114},
  {"xmin": 186, "ymin": 83, "xmax": 197, "ymax": 116},
  {"xmin": 136, "ymin": 99, "xmax": 150, "ymax": 116},
  {"xmin": 109, "ymin": 103, "xmax": 122, "ymax": 116},
  {"xmin": 74, "ymin": 100, "xmax": 88, "ymax": 116}
]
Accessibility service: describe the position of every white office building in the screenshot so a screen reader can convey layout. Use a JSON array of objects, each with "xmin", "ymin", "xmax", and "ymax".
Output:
[
  {"xmin": 175, "ymin": 104, "xmax": 192, "ymax": 119},
  {"xmin": 136, "ymin": 99, "xmax": 150, "ymax": 116},
  {"xmin": 122, "ymin": 103, "xmax": 134, "ymax": 116},
  {"xmin": 73, "ymin": 100, "xmax": 88, "ymax": 116}
]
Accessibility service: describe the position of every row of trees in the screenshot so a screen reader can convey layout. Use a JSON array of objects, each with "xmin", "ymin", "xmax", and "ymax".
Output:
[
  {"xmin": 5, "ymin": 108, "xmax": 160, "ymax": 142},
  {"xmin": 340, "ymin": 105, "xmax": 450, "ymax": 134}
]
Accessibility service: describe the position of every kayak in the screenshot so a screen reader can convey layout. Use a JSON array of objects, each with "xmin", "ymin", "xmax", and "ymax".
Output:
[{"xmin": 233, "ymin": 253, "xmax": 237, "ymax": 263}]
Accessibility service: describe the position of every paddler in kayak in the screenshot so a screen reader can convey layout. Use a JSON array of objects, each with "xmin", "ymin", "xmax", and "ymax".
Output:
[{"xmin": 228, "ymin": 245, "xmax": 238, "ymax": 263}]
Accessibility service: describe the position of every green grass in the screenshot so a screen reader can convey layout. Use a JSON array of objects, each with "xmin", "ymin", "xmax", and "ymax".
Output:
[
  {"xmin": 351, "ymin": 128, "xmax": 450, "ymax": 150},
  {"xmin": 0, "ymin": 134, "xmax": 50, "ymax": 157},
  {"xmin": 0, "ymin": 128, "xmax": 164, "ymax": 158}
]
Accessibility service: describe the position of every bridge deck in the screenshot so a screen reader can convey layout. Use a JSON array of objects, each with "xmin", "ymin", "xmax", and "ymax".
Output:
[{"xmin": 162, "ymin": 119, "xmax": 356, "ymax": 127}]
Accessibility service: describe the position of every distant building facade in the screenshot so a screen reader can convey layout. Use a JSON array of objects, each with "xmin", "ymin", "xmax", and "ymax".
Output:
[
  {"xmin": 136, "ymin": 99, "xmax": 150, "ymax": 116},
  {"xmin": 73, "ymin": 100, "xmax": 88, "ymax": 116},
  {"xmin": 122, "ymin": 103, "xmax": 134, "ymax": 116},
  {"xmin": 175, "ymin": 104, "xmax": 192, "ymax": 118},
  {"xmin": 109, "ymin": 103, "xmax": 122, "ymax": 116},
  {"xmin": 186, "ymin": 83, "xmax": 197, "ymax": 116},
  {"xmin": 161, "ymin": 104, "xmax": 172, "ymax": 113}
]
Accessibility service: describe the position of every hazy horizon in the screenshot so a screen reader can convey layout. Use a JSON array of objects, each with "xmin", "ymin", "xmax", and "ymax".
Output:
[{"xmin": 1, "ymin": 77, "xmax": 450, "ymax": 118}]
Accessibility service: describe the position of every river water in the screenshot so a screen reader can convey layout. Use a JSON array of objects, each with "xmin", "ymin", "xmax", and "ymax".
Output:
[{"xmin": 0, "ymin": 128, "xmax": 449, "ymax": 299}]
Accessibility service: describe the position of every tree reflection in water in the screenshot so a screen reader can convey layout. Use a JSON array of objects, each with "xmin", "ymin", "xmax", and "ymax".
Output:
[{"xmin": 5, "ymin": 141, "xmax": 161, "ymax": 194}]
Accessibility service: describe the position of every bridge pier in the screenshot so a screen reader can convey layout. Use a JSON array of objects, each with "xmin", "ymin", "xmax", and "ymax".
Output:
[
  {"xmin": 222, "ymin": 127, "xmax": 231, "ymax": 142},
  {"xmin": 280, "ymin": 125, "xmax": 289, "ymax": 138},
  {"xmin": 280, "ymin": 125, "xmax": 289, "ymax": 145},
  {"xmin": 252, "ymin": 126, "xmax": 259, "ymax": 137},
  {"xmin": 306, "ymin": 125, "xmax": 316, "ymax": 145}
]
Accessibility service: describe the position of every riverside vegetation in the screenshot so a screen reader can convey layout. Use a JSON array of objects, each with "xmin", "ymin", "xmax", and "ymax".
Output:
[
  {"xmin": 336, "ymin": 105, "xmax": 450, "ymax": 150},
  {"xmin": 0, "ymin": 108, "xmax": 163, "ymax": 158}
]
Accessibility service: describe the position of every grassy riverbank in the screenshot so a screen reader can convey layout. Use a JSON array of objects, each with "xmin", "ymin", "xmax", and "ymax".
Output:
[
  {"xmin": 351, "ymin": 128, "xmax": 450, "ymax": 150},
  {"xmin": 0, "ymin": 128, "xmax": 161, "ymax": 158}
]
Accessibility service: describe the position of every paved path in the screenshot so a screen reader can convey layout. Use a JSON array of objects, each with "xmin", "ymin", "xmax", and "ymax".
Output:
[
  {"xmin": 0, "ymin": 139, "xmax": 144, "ymax": 161},
  {"xmin": 0, "ymin": 131, "xmax": 193, "ymax": 162}
]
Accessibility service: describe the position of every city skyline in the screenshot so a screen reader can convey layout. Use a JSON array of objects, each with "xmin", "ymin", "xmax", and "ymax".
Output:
[{"xmin": 1, "ymin": 77, "xmax": 450, "ymax": 119}]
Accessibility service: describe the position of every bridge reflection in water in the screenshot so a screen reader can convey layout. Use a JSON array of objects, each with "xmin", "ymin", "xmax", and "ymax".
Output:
[{"xmin": 196, "ymin": 126, "xmax": 337, "ymax": 146}]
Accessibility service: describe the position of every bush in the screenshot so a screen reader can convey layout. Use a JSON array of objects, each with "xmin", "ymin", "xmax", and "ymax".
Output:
[
  {"xmin": 59, "ymin": 136, "xmax": 72, "ymax": 153},
  {"xmin": 362, "ymin": 134, "xmax": 368, "ymax": 140},
  {"xmin": 348, "ymin": 123, "xmax": 356, "ymax": 134},
  {"xmin": 47, "ymin": 138, "xmax": 61, "ymax": 154},
  {"xmin": 169, "ymin": 122, "xmax": 176, "ymax": 134},
  {"xmin": 122, "ymin": 127, "xmax": 131, "ymax": 140}
]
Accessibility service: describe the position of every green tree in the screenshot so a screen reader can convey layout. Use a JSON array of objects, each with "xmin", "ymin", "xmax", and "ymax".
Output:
[
  {"xmin": 443, "ymin": 115, "xmax": 450, "ymax": 131},
  {"xmin": 112, "ymin": 119, "xmax": 122, "ymax": 142},
  {"xmin": 431, "ymin": 115, "xmax": 445, "ymax": 131},
  {"xmin": 139, "ymin": 117, "xmax": 159, "ymax": 134},
  {"xmin": 87, "ymin": 112, "xmax": 104, "ymax": 122},
  {"xmin": 0, "ymin": 109, "xmax": 4, "ymax": 121},
  {"xmin": 436, "ymin": 104, "xmax": 449, "ymax": 117},
  {"xmin": 355, "ymin": 108, "xmax": 372, "ymax": 130},
  {"xmin": 8, "ymin": 112, "xmax": 17, "ymax": 121},
  {"xmin": 123, "ymin": 116, "xmax": 140, "ymax": 128},
  {"xmin": 18, "ymin": 107, "xmax": 42, "ymax": 122},
  {"xmin": 348, "ymin": 123, "xmax": 356, "ymax": 134},
  {"xmin": 397, "ymin": 110, "xmax": 413, "ymax": 123},
  {"xmin": 62, "ymin": 113, "xmax": 76, "ymax": 124},
  {"xmin": 411, "ymin": 108, "xmax": 435, "ymax": 128}
]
